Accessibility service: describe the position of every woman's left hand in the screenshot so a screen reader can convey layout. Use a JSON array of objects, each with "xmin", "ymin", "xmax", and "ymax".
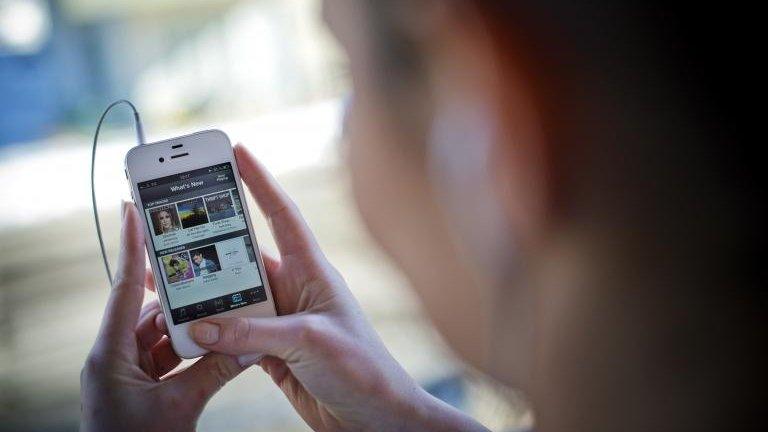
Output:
[{"xmin": 80, "ymin": 201, "xmax": 244, "ymax": 432}]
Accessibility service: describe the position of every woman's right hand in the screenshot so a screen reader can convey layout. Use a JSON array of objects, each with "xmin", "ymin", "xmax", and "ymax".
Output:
[{"xmin": 189, "ymin": 144, "xmax": 487, "ymax": 431}]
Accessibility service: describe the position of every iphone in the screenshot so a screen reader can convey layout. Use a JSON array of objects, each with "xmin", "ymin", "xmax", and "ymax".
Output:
[{"xmin": 125, "ymin": 130, "xmax": 277, "ymax": 358}]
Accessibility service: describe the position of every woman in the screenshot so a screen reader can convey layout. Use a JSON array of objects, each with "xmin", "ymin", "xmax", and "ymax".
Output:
[
  {"xmin": 80, "ymin": 1, "xmax": 759, "ymax": 431},
  {"xmin": 154, "ymin": 208, "xmax": 179, "ymax": 235}
]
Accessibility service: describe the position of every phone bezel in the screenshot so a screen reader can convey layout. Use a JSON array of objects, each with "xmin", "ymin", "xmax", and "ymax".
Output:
[{"xmin": 125, "ymin": 129, "xmax": 277, "ymax": 358}]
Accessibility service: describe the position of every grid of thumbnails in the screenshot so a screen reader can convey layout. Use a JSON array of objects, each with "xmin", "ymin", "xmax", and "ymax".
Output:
[{"xmin": 140, "ymin": 164, "xmax": 268, "ymax": 324}]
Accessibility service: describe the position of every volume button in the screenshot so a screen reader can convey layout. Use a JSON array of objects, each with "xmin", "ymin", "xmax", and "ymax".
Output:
[{"xmin": 125, "ymin": 170, "xmax": 135, "ymax": 200}]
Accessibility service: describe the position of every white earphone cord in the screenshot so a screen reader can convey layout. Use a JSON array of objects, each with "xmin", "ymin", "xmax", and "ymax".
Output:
[{"xmin": 91, "ymin": 99, "xmax": 146, "ymax": 286}]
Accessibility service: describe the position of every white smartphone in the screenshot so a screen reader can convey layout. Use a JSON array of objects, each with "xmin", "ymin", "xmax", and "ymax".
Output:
[{"xmin": 125, "ymin": 129, "xmax": 277, "ymax": 358}]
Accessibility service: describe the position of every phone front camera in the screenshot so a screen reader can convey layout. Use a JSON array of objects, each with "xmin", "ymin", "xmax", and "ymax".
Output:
[{"xmin": 159, "ymin": 157, "xmax": 165, "ymax": 163}]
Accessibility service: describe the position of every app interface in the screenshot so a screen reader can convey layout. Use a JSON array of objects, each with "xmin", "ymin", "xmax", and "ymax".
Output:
[{"xmin": 138, "ymin": 163, "xmax": 267, "ymax": 324}]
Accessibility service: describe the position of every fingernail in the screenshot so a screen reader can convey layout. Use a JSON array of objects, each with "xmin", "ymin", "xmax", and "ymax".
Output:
[
  {"xmin": 121, "ymin": 200, "xmax": 127, "ymax": 219},
  {"xmin": 192, "ymin": 322, "xmax": 220, "ymax": 344}
]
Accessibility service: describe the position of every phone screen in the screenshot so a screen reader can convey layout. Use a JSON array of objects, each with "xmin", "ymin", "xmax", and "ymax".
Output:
[{"xmin": 137, "ymin": 162, "xmax": 267, "ymax": 325}]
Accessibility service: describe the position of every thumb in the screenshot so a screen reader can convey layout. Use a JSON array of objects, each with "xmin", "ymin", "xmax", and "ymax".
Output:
[
  {"xmin": 189, "ymin": 314, "xmax": 319, "ymax": 360},
  {"xmin": 97, "ymin": 201, "xmax": 147, "ymax": 345}
]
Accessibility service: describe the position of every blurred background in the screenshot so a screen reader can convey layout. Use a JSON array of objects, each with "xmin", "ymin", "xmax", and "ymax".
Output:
[{"xmin": 0, "ymin": 1, "xmax": 530, "ymax": 430}]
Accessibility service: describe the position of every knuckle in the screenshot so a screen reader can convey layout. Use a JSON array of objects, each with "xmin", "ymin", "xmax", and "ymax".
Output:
[
  {"xmin": 232, "ymin": 318, "xmax": 253, "ymax": 344},
  {"xmin": 111, "ymin": 273, "xmax": 127, "ymax": 288},
  {"xmin": 296, "ymin": 315, "xmax": 330, "ymax": 347},
  {"xmin": 142, "ymin": 299, "xmax": 159, "ymax": 311},
  {"xmin": 82, "ymin": 353, "xmax": 106, "ymax": 379},
  {"xmin": 139, "ymin": 305, "xmax": 157, "ymax": 320},
  {"xmin": 112, "ymin": 275, "xmax": 142, "ymax": 292}
]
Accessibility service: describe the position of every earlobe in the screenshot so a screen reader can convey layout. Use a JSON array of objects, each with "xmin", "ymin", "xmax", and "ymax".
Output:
[
  {"xmin": 489, "ymin": 129, "xmax": 549, "ymax": 245},
  {"xmin": 482, "ymin": 49, "xmax": 549, "ymax": 245}
]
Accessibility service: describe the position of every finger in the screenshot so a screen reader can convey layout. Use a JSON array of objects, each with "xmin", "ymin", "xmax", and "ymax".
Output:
[
  {"xmin": 137, "ymin": 299, "xmax": 160, "ymax": 325},
  {"xmin": 156, "ymin": 312, "xmax": 168, "ymax": 335},
  {"xmin": 261, "ymin": 249, "xmax": 281, "ymax": 275},
  {"xmin": 234, "ymin": 143, "xmax": 319, "ymax": 257},
  {"xmin": 189, "ymin": 314, "xmax": 314, "ymax": 359},
  {"xmin": 260, "ymin": 249, "xmax": 295, "ymax": 316},
  {"xmin": 145, "ymin": 268, "xmax": 156, "ymax": 292},
  {"xmin": 164, "ymin": 354, "xmax": 243, "ymax": 409},
  {"xmin": 258, "ymin": 356, "xmax": 319, "ymax": 428},
  {"xmin": 259, "ymin": 356, "xmax": 302, "ymax": 402},
  {"xmin": 151, "ymin": 337, "xmax": 182, "ymax": 377},
  {"xmin": 97, "ymin": 202, "xmax": 147, "ymax": 345},
  {"xmin": 136, "ymin": 301, "xmax": 166, "ymax": 351},
  {"xmin": 260, "ymin": 356, "xmax": 291, "ymax": 386}
]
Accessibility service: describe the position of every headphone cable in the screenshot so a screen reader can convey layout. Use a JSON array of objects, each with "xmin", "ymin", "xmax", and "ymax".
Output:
[{"xmin": 90, "ymin": 99, "xmax": 146, "ymax": 286}]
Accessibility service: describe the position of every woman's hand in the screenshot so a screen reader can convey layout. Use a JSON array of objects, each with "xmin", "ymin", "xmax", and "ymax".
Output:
[
  {"xmin": 80, "ymin": 202, "xmax": 243, "ymax": 432},
  {"xmin": 189, "ymin": 144, "xmax": 487, "ymax": 431}
]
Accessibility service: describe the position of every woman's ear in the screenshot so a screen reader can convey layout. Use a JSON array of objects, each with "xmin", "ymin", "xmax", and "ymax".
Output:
[
  {"xmin": 425, "ymin": 0, "xmax": 549, "ymax": 253},
  {"xmin": 422, "ymin": 2, "xmax": 546, "ymax": 385}
]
